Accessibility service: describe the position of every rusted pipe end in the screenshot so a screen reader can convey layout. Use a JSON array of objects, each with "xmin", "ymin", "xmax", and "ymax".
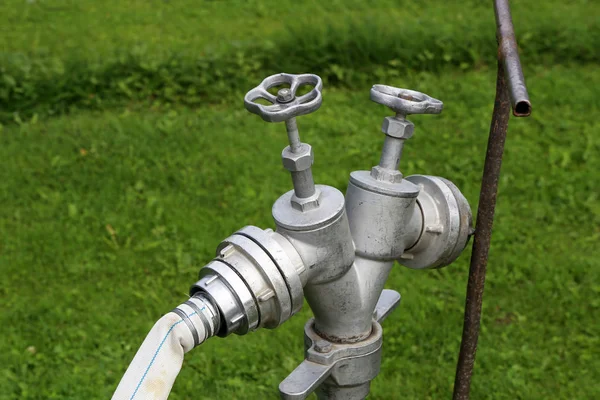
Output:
[
  {"xmin": 514, "ymin": 100, "xmax": 531, "ymax": 117},
  {"xmin": 495, "ymin": 0, "xmax": 532, "ymax": 118}
]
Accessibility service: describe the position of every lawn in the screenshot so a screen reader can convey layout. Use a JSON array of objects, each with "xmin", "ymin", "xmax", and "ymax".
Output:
[{"xmin": 1, "ymin": 1, "xmax": 599, "ymax": 399}]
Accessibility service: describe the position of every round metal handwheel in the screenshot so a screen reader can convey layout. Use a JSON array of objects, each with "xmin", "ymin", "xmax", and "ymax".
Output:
[
  {"xmin": 244, "ymin": 73, "xmax": 323, "ymax": 123},
  {"xmin": 370, "ymin": 85, "xmax": 443, "ymax": 116}
]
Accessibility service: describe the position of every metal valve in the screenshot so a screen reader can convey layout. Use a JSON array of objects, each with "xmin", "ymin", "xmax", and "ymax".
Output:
[
  {"xmin": 369, "ymin": 85, "xmax": 443, "ymax": 183},
  {"xmin": 244, "ymin": 73, "xmax": 323, "ymax": 211},
  {"xmin": 366, "ymin": 85, "xmax": 472, "ymax": 269}
]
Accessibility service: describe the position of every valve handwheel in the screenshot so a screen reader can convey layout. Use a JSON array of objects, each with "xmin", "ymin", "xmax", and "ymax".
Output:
[
  {"xmin": 370, "ymin": 85, "xmax": 443, "ymax": 116},
  {"xmin": 244, "ymin": 73, "xmax": 323, "ymax": 122}
]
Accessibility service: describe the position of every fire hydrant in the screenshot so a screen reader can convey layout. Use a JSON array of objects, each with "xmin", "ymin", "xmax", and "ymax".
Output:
[{"xmin": 112, "ymin": 73, "xmax": 472, "ymax": 400}]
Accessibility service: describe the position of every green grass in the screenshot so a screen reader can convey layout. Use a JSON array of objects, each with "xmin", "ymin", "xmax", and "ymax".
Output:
[
  {"xmin": 2, "ymin": 64, "xmax": 599, "ymax": 399},
  {"xmin": 1, "ymin": 0, "xmax": 598, "ymax": 123},
  {"xmin": 1, "ymin": 1, "xmax": 599, "ymax": 399}
]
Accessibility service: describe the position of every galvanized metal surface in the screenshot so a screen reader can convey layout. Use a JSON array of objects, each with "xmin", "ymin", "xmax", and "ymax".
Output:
[{"xmin": 453, "ymin": 1, "xmax": 532, "ymax": 398}]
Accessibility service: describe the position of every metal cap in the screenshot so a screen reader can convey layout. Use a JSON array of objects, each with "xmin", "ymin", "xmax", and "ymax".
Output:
[{"xmin": 399, "ymin": 175, "xmax": 473, "ymax": 269}]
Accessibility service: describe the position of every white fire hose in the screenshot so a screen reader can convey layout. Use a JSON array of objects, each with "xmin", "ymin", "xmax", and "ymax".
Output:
[{"xmin": 112, "ymin": 296, "xmax": 218, "ymax": 400}]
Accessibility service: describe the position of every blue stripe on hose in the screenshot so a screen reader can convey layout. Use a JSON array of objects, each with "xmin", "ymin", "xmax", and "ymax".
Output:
[{"xmin": 130, "ymin": 310, "xmax": 200, "ymax": 400}]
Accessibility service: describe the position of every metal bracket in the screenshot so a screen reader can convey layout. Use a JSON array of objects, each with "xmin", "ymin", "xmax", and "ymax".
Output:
[{"xmin": 279, "ymin": 290, "xmax": 401, "ymax": 400}]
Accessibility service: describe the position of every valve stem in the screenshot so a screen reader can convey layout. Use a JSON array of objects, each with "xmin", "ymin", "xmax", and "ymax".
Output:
[
  {"xmin": 378, "ymin": 131, "xmax": 405, "ymax": 171},
  {"xmin": 276, "ymin": 88, "xmax": 319, "ymax": 210},
  {"xmin": 377, "ymin": 112, "xmax": 409, "ymax": 171},
  {"xmin": 277, "ymin": 88, "xmax": 303, "ymax": 153},
  {"xmin": 284, "ymin": 118, "xmax": 302, "ymax": 153},
  {"xmin": 369, "ymin": 86, "xmax": 443, "ymax": 184}
]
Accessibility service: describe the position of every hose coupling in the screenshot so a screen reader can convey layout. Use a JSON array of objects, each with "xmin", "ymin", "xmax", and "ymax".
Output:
[{"xmin": 190, "ymin": 226, "xmax": 305, "ymax": 337}]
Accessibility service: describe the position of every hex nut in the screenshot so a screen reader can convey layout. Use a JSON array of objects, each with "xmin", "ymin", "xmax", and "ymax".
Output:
[
  {"xmin": 282, "ymin": 143, "xmax": 313, "ymax": 172},
  {"xmin": 291, "ymin": 189, "xmax": 321, "ymax": 212},
  {"xmin": 277, "ymin": 88, "xmax": 294, "ymax": 103},
  {"xmin": 314, "ymin": 340, "xmax": 332, "ymax": 353},
  {"xmin": 381, "ymin": 117, "xmax": 415, "ymax": 139},
  {"xmin": 370, "ymin": 165, "xmax": 403, "ymax": 183}
]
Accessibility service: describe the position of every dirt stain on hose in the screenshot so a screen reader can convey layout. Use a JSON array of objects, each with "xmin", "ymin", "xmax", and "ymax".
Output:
[{"xmin": 145, "ymin": 375, "xmax": 167, "ymax": 399}]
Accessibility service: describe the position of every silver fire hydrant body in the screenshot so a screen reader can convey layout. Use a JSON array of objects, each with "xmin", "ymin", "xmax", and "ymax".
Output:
[{"xmin": 188, "ymin": 73, "xmax": 472, "ymax": 399}]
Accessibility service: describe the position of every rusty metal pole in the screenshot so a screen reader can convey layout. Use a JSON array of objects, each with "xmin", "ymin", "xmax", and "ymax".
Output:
[
  {"xmin": 495, "ymin": 0, "xmax": 532, "ymax": 117},
  {"xmin": 452, "ymin": 1, "xmax": 531, "ymax": 399}
]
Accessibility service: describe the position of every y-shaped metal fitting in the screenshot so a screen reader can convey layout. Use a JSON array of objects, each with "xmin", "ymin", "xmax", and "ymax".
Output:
[
  {"xmin": 187, "ymin": 75, "xmax": 472, "ymax": 400},
  {"xmin": 276, "ymin": 83, "xmax": 472, "ymax": 399}
]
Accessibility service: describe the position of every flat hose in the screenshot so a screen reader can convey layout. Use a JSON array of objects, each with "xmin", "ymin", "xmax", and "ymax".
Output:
[{"xmin": 112, "ymin": 296, "xmax": 218, "ymax": 400}]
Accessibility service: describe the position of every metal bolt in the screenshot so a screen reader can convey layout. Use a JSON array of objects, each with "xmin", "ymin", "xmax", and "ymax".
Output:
[
  {"xmin": 277, "ymin": 88, "xmax": 294, "ymax": 103},
  {"xmin": 314, "ymin": 340, "xmax": 332, "ymax": 353},
  {"xmin": 204, "ymin": 275, "xmax": 219, "ymax": 285},
  {"xmin": 218, "ymin": 244, "xmax": 235, "ymax": 258}
]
